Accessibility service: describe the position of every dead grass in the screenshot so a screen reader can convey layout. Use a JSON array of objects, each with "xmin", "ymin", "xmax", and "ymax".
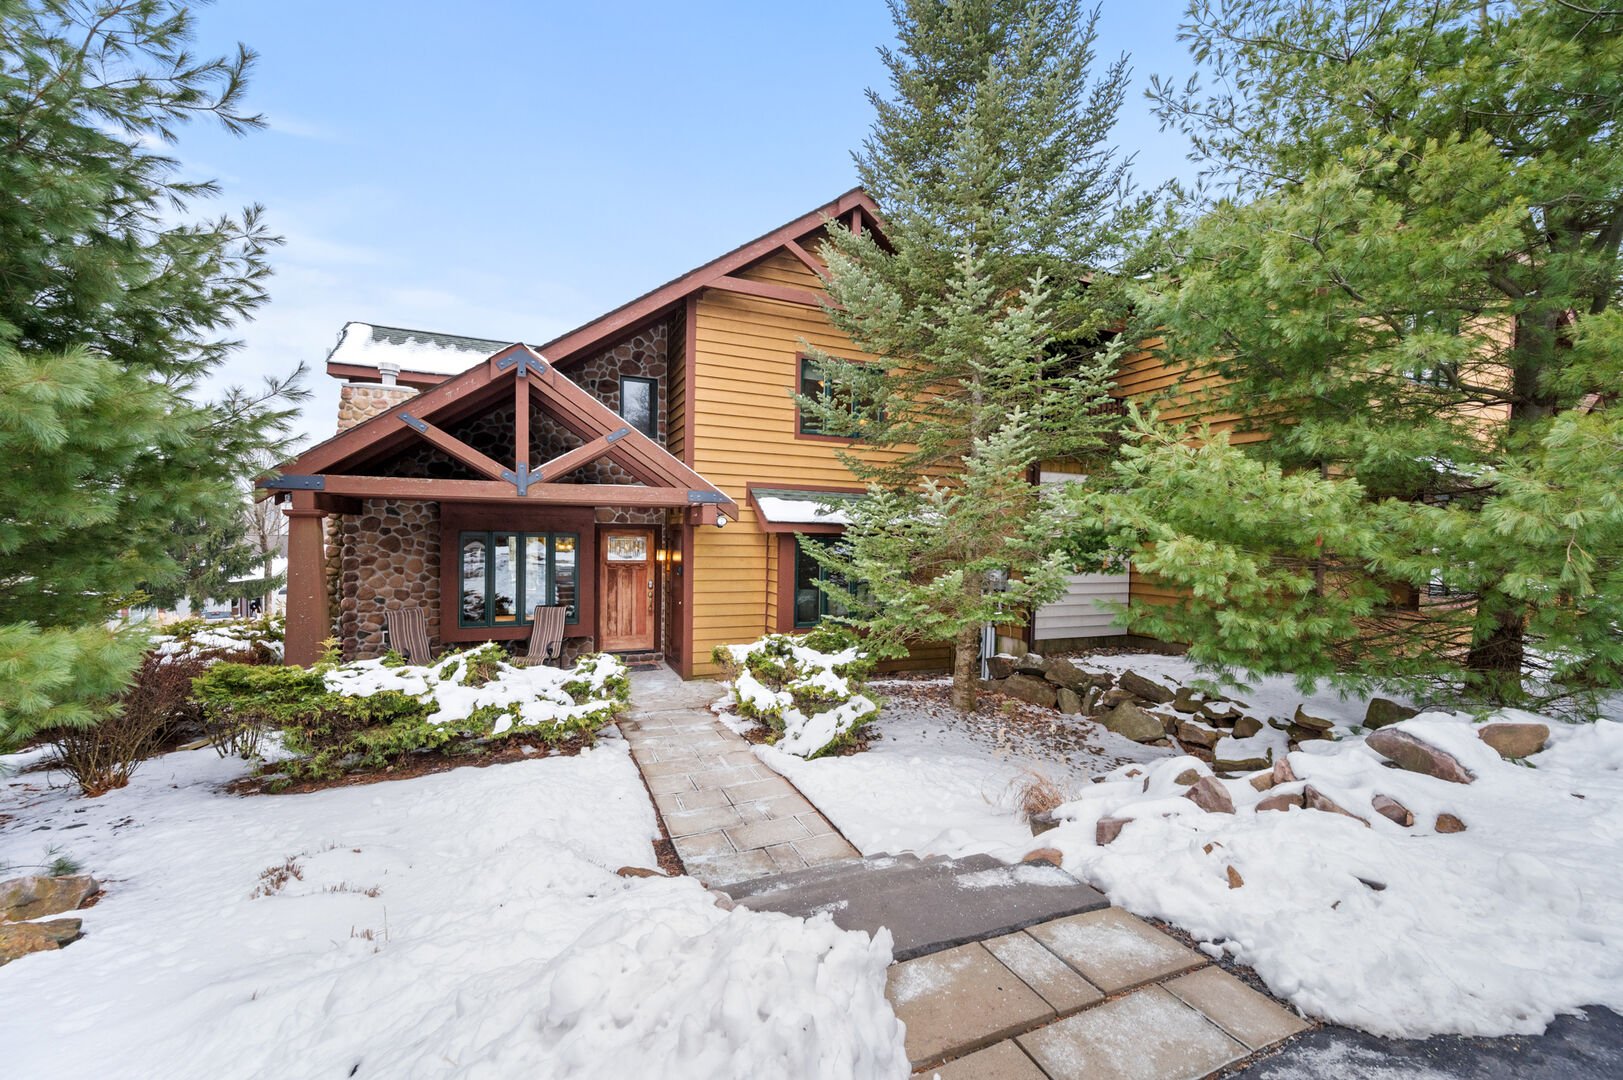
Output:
[
  {"xmin": 250, "ymin": 857, "xmax": 304, "ymax": 898},
  {"xmin": 1009, "ymin": 769, "xmax": 1066, "ymax": 822}
]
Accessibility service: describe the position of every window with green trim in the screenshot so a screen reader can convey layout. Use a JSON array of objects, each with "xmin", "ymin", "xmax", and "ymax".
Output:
[
  {"xmin": 798, "ymin": 356, "xmax": 882, "ymax": 436},
  {"xmin": 458, "ymin": 531, "xmax": 579, "ymax": 628},
  {"xmin": 792, "ymin": 536, "xmax": 863, "ymax": 628}
]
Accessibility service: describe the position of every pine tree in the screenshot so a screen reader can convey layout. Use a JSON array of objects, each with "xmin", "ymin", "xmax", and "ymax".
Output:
[
  {"xmin": 808, "ymin": 0, "xmax": 1149, "ymax": 710},
  {"xmin": 1083, "ymin": 0, "xmax": 1623, "ymax": 709},
  {"xmin": 0, "ymin": 2, "xmax": 304, "ymax": 748}
]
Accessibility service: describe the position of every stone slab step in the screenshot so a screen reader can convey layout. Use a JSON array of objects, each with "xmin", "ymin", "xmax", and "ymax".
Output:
[
  {"xmin": 730, "ymin": 853, "xmax": 1109, "ymax": 962},
  {"xmin": 722, "ymin": 851, "xmax": 938, "ymax": 902}
]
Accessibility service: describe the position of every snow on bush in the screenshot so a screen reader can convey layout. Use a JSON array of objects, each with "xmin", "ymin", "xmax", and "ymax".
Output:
[
  {"xmin": 713, "ymin": 630, "xmax": 878, "ymax": 758},
  {"xmin": 150, "ymin": 614, "xmax": 284, "ymax": 663},
  {"xmin": 1041, "ymin": 712, "xmax": 1623, "ymax": 1038}
]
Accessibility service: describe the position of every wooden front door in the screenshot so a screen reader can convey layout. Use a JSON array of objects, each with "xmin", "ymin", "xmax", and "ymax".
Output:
[{"xmin": 599, "ymin": 528, "xmax": 655, "ymax": 652}]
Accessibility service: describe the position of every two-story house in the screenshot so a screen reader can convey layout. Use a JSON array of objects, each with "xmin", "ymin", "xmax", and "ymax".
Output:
[{"xmin": 264, "ymin": 189, "xmax": 1131, "ymax": 675}]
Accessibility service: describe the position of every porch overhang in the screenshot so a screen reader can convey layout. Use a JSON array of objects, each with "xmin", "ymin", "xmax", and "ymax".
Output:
[{"xmin": 746, "ymin": 484, "xmax": 864, "ymax": 535}]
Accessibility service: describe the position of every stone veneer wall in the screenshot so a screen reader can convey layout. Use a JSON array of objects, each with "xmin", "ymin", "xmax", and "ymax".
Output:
[
  {"xmin": 566, "ymin": 321, "xmax": 669, "ymax": 443},
  {"xmin": 327, "ymin": 499, "xmax": 440, "ymax": 660},
  {"xmin": 337, "ymin": 383, "xmax": 418, "ymax": 431}
]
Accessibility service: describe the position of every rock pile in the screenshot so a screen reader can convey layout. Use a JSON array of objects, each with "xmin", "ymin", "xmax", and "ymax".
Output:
[{"xmin": 0, "ymin": 874, "xmax": 98, "ymax": 967}]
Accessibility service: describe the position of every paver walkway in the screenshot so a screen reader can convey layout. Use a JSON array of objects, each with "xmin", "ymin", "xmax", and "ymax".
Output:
[
  {"xmin": 892, "ymin": 907, "xmax": 1309, "ymax": 1078},
  {"xmin": 621, "ymin": 666, "xmax": 859, "ymax": 884}
]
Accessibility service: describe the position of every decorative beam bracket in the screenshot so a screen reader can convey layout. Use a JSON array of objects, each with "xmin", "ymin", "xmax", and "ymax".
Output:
[
  {"xmin": 500, "ymin": 463, "xmax": 540, "ymax": 496},
  {"xmin": 258, "ymin": 474, "xmax": 326, "ymax": 491},
  {"xmin": 687, "ymin": 490, "xmax": 729, "ymax": 504},
  {"xmin": 496, "ymin": 351, "xmax": 548, "ymax": 377},
  {"xmin": 398, "ymin": 412, "xmax": 429, "ymax": 433}
]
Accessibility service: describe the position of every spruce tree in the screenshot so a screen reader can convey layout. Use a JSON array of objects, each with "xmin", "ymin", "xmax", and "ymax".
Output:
[
  {"xmin": 0, "ymin": 2, "xmax": 303, "ymax": 748},
  {"xmin": 1079, "ymin": 0, "xmax": 1623, "ymax": 709},
  {"xmin": 807, "ymin": 0, "xmax": 1148, "ymax": 710}
]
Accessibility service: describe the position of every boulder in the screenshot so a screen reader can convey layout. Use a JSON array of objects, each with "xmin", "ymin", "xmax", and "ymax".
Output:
[
  {"xmin": 1292, "ymin": 705, "xmax": 1336, "ymax": 733},
  {"xmin": 1029, "ymin": 810, "xmax": 1060, "ymax": 836},
  {"xmin": 1271, "ymin": 757, "xmax": 1298, "ymax": 786},
  {"xmin": 0, "ymin": 918, "xmax": 81, "ymax": 966},
  {"xmin": 1081, "ymin": 685, "xmax": 1103, "ymax": 715},
  {"xmin": 1056, "ymin": 687, "xmax": 1084, "ymax": 715},
  {"xmin": 1256, "ymin": 791, "xmax": 1303, "ymax": 813},
  {"xmin": 1046, "ymin": 657, "xmax": 1111, "ymax": 692},
  {"xmin": 1184, "ymin": 776, "xmax": 1236, "ymax": 814},
  {"xmin": 1099, "ymin": 687, "xmax": 1134, "ymax": 710},
  {"xmin": 1171, "ymin": 687, "xmax": 1204, "ymax": 714},
  {"xmin": 1366, "ymin": 729, "xmax": 1477, "ymax": 784},
  {"xmin": 1478, "ymin": 722, "xmax": 1549, "ymax": 760},
  {"xmin": 1014, "ymin": 653, "xmax": 1050, "ymax": 677},
  {"xmin": 1371, "ymin": 794, "xmax": 1414, "ymax": 827},
  {"xmin": 1226, "ymin": 866, "xmax": 1245, "ymax": 889},
  {"xmin": 1303, "ymin": 785, "xmax": 1369, "ymax": 826},
  {"xmin": 1119, "ymin": 670, "xmax": 1175, "ymax": 704},
  {"xmin": 1176, "ymin": 720, "xmax": 1221, "ymax": 750},
  {"xmin": 1215, "ymin": 751, "xmax": 1274, "ymax": 774},
  {"xmin": 1096, "ymin": 817, "xmax": 1130, "ymax": 845},
  {"xmin": 985, "ymin": 654, "xmax": 1019, "ymax": 680},
  {"xmin": 1002, "ymin": 673, "xmax": 1059, "ymax": 709},
  {"xmin": 1023, "ymin": 847, "xmax": 1064, "ymax": 866},
  {"xmin": 1364, "ymin": 698, "xmax": 1418, "ymax": 729},
  {"xmin": 0, "ymin": 875, "xmax": 99, "ymax": 923},
  {"xmin": 1435, "ymin": 812, "xmax": 1468, "ymax": 834},
  {"xmin": 1159, "ymin": 712, "xmax": 1182, "ymax": 735},
  {"xmin": 1173, "ymin": 768, "xmax": 1203, "ymax": 786},
  {"xmin": 1096, "ymin": 702, "xmax": 1167, "ymax": 744},
  {"xmin": 1231, "ymin": 716, "xmax": 1264, "ymax": 740},
  {"xmin": 1288, "ymin": 724, "xmax": 1330, "ymax": 742}
]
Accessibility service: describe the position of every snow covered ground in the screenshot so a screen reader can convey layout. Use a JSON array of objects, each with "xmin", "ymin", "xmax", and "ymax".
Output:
[
  {"xmin": 760, "ymin": 675, "xmax": 1169, "ymax": 862},
  {"xmin": 748, "ymin": 654, "xmax": 1623, "ymax": 1041},
  {"xmin": 0, "ymin": 737, "xmax": 906, "ymax": 1078}
]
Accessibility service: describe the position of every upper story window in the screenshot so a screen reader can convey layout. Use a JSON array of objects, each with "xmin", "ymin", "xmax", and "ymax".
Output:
[
  {"xmin": 620, "ymin": 376, "xmax": 658, "ymax": 439},
  {"xmin": 798, "ymin": 356, "xmax": 882, "ymax": 437},
  {"xmin": 458, "ymin": 531, "xmax": 579, "ymax": 628}
]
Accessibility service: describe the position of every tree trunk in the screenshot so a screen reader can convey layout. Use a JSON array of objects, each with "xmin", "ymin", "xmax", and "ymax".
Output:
[
  {"xmin": 950, "ymin": 620, "xmax": 980, "ymax": 713},
  {"xmin": 1465, "ymin": 588, "xmax": 1525, "ymax": 704}
]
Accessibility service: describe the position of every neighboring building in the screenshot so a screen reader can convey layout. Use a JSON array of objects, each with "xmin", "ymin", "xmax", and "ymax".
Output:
[{"xmin": 265, "ymin": 189, "xmax": 1128, "ymax": 675}]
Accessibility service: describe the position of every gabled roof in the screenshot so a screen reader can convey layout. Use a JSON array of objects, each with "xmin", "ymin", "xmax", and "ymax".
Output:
[{"xmin": 323, "ymin": 187, "xmax": 883, "ymax": 386}]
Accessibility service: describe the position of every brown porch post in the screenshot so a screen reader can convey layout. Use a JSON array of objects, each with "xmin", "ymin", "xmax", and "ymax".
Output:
[{"xmin": 283, "ymin": 492, "xmax": 330, "ymax": 666}]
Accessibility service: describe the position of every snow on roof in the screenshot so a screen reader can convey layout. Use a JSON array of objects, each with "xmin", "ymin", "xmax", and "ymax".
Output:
[
  {"xmin": 229, "ymin": 557, "xmax": 288, "ymax": 584},
  {"xmin": 326, "ymin": 322, "xmax": 514, "ymax": 377},
  {"xmin": 752, "ymin": 490, "xmax": 863, "ymax": 526}
]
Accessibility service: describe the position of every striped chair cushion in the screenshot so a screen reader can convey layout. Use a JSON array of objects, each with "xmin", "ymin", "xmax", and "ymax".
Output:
[
  {"xmin": 383, "ymin": 606, "xmax": 434, "ymax": 666},
  {"xmin": 522, "ymin": 605, "xmax": 568, "ymax": 666}
]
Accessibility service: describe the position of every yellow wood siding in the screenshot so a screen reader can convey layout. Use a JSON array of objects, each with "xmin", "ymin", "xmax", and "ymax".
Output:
[{"xmin": 666, "ymin": 305, "xmax": 687, "ymax": 462}]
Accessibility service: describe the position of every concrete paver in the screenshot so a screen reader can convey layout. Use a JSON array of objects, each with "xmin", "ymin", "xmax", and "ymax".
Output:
[
  {"xmin": 1163, "ymin": 967, "xmax": 1309, "ymax": 1051},
  {"xmin": 1017, "ymin": 986, "xmax": 1247, "ymax": 1080},
  {"xmin": 924, "ymin": 1039, "xmax": 1048, "ymax": 1079},
  {"xmin": 1025, "ymin": 908, "xmax": 1205, "ymax": 993},
  {"xmin": 983, "ymin": 931, "xmax": 1104, "ymax": 1014},
  {"xmin": 888, "ymin": 942, "xmax": 1055, "ymax": 1069}
]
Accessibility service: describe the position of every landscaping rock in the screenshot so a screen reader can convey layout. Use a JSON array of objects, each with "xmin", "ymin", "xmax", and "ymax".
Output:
[
  {"xmin": 1159, "ymin": 712, "xmax": 1181, "ymax": 735},
  {"xmin": 985, "ymin": 654, "xmax": 1019, "ymax": 680},
  {"xmin": 1364, "ymin": 698, "xmax": 1418, "ymax": 729},
  {"xmin": 0, "ymin": 918, "xmax": 82, "ymax": 966},
  {"xmin": 1478, "ymin": 722, "xmax": 1549, "ymax": 760},
  {"xmin": 1292, "ymin": 705, "xmax": 1335, "ymax": 733},
  {"xmin": 1214, "ymin": 751, "xmax": 1273, "ymax": 774},
  {"xmin": 1249, "ymin": 771, "xmax": 1276, "ymax": 792},
  {"xmin": 1371, "ymin": 794, "xmax": 1414, "ymax": 827},
  {"xmin": 1303, "ymin": 785, "xmax": 1369, "ymax": 826},
  {"xmin": 1096, "ymin": 817, "xmax": 1130, "ymax": 845},
  {"xmin": 1097, "ymin": 702, "xmax": 1166, "ymax": 744},
  {"xmin": 1271, "ymin": 757, "xmax": 1298, "ymax": 786},
  {"xmin": 1256, "ymin": 791, "xmax": 1303, "ymax": 812},
  {"xmin": 1231, "ymin": 716, "xmax": 1264, "ymax": 740},
  {"xmin": 0, "ymin": 875, "xmax": 99, "ymax": 923},
  {"xmin": 1173, "ymin": 768, "xmax": 1203, "ymax": 786},
  {"xmin": 1014, "ymin": 653, "xmax": 1050, "ymax": 677},
  {"xmin": 1118, "ymin": 670, "xmax": 1175, "ymax": 704},
  {"xmin": 1200, "ymin": 703, "xmax": 1242, "ymax": 725},
  {"xmin": 1288, "ymin": 724, "xmax": 1330, "ymax": 742},
  {"xmin": 1046, "ymin": 657, "xmax": 1110, "ymax": 692},
  {"xmin": 1081, "ymin": 685, "xmax": 1103, "ymax": 715},
  {"xmin": 1099, "ymin": 687, "xmax": 1133, "ymax": 710},
  {"xmin": 616, "ymin": 866, "xmax": 666, "ymax": 879},
  {"xmin": 1435, "ymin": 812, "xmax": 1468, "ymax": 834},
  {"xmin": 1172, "ymin": 687, "xmax": 1204, "ymax": 714},
  {"xmin": 1226, "ymin": 866, "xmax": 1245, "ymax": 889},
  {"xmin": 1056, "ymin": 688, "xmax": 1084, "ymax": 715},
  {"xmin": 1023, "ymin": 847, "xmax": 1064, "ymax": 866},
  {"xmin": 1366, "ymin": 729, "xmax": 1477, "ymax": 784},
  {"xmin": 1030, "ymin": 810, "xmax": 1060, "ymax": 836},
  {"xmin": 1002, "ymin": 673, "xmax": 1058, "ymax": 709},
  {"xmin": 1176, "ymin": 720, "xmax": 1221, "ymax": 750},
  {"xmin": 1184, "ymin": 776, "xmax": 1235, "ymax": 814}
]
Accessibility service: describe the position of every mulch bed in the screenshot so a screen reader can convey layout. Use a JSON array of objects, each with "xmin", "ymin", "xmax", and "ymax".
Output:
[{"xmin": 226, "ymin": 732, "xmax": 596, "ymax": 796}]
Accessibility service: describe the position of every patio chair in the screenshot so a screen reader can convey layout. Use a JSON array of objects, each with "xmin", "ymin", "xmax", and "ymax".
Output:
[
  {"xmin": 516, "ymin": 605, "xmax": 568, "ymax": 666},
  {"xmin": 382, "ymin": 606, "xmax": 434, "ymax": 666}
]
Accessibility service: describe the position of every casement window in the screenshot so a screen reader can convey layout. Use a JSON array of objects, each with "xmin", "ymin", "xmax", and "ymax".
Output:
[
  {"xmin": 458, "ymin": 531, "xmax": 579, "ymax": 628},
  {"xmin": 792, "ymin": 536, "xmax": 865, "ymax": 628},
  {"xmin": 619, "ymin": 376, "xmax": 658, "ymax": 439},
  {"xmin": 798, "ymin": 356, "xmax": 881, "ymax": 437}
]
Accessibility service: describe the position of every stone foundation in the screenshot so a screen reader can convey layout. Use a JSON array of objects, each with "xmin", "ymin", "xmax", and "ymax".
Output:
[{"xmin": 332, "ymin": 499, "xmax": 441, "ymax": 660}]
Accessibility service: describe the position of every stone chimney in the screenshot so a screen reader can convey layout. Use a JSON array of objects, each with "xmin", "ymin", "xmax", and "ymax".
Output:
[{"xmin": 337, "ymin": 381, "xmax": 418, "ymax": 432}]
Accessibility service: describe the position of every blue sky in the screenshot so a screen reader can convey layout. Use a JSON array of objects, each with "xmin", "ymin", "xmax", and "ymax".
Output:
[{"xmin": 180, "ymin": 0, "xmax": 1199, "ymax": 443}]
